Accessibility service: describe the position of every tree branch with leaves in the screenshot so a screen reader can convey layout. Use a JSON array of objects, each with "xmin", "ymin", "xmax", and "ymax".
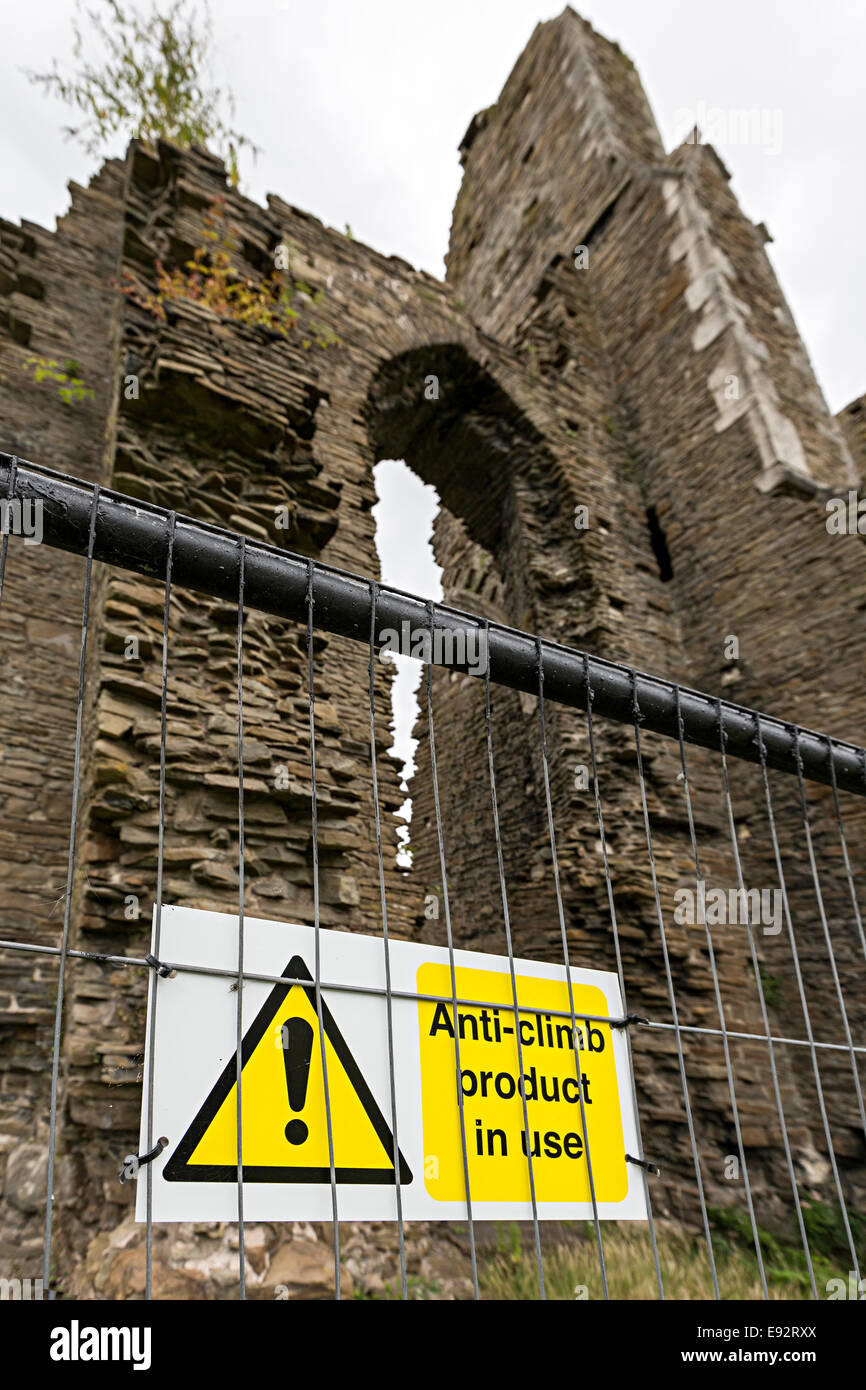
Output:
[{"xmin": 26, "ymin": 0, "xmax": 257, "ymax": 185}]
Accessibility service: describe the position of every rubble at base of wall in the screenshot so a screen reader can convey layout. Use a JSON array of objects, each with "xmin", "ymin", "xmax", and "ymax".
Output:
[{"xmin": 66, "ymin": 1217, "xmax": 476, "ymax": 1301}]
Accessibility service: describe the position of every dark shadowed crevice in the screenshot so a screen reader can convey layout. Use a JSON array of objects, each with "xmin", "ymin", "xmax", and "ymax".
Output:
[{"xmin": 646, "ymin": 504, "xmax": 674, "ymax": 582}]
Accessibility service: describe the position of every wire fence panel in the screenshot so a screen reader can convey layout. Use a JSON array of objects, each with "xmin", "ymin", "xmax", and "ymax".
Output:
[{"xmin": 0, "ymin": 455, "xmax": 864, "ymax": 1302}]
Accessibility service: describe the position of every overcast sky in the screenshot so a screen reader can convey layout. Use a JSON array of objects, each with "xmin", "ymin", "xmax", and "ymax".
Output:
[
  {"xmin": 3, "ymin": 0, "xmax": 863, "ymax": 414},
  {"xmin": 3, "ymin": 0, "xmax": 863, "ymax": 781}
]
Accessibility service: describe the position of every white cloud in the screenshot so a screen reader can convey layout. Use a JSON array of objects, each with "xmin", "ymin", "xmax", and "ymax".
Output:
[{"xmin": 3, "ymin": 2, "xmax": 861, "ymax": 410}]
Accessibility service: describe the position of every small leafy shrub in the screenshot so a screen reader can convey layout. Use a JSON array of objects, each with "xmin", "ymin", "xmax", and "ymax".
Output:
[
  {"xmin": 23, "ymin": 356, "xmax": 94, "ymax": 406},
  {"xmin": 121, "ymin": 197, "xmax": 338, "ymax": 349},
  {"xmin": 26, "ymin": 0, "xmax": 255, "ymax": 186}
]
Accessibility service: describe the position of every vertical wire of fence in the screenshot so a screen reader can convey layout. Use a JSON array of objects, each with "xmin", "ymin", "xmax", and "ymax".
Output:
[
  {"xmin": 42, "ymin": 483, "xmax": 99, "ymax": 1296},
  {"xmin": 0, "ymin": 457, "xmax": 17, "ymax": 604},
  {"xmin": 424, "ymin": 600, "xmax": 480, "ymax": 1300},
  {"xmin": 536, "ymin": 637, "xmax": 608, "ymax": 1299},
  {"xmin": 368, "ymin": 581, "xmax": 408, "ymax": 1299},
  {"xmin": 755, "ymin": 715, "xmax": 863, "ymax": 1285},
  {"xmin": 826, "ymin": 737, "xmax": 866, "ymax": 970},
  {"xmin": 631, "ymin": 673, "xmax": 720, "ymax": 1299},
  {"xmin": 144, "ymin": 510, "xmax": 176, "ymax": 1301},
  {"xmin": 793, "ymin": 730, "xmax": 866, "ymax": 1154},
  {"xmin": 306, "ymin": 561, "xmax": 341, "ymax": 1298},
  {"xmin": 583, "ymin": 655, "xmax": 664, "ymax": 1298},
  {"xmin": 235, "ymin": 536, "xmax": 247, "ymax": 1299},
  {"xmin": 716, "ymin": 699, "xmax": 816, "ymax": 1298},
  {"xmin": 482, "ymin": 622, "xmax": 545, "ymax": 1298},
  {"xmin": 674, "ymin": 690, "xmax": 775, "ymax": 1300}
]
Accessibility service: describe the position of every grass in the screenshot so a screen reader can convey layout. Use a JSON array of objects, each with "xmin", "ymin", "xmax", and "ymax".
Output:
[
  {"xmin": 350, "ymin": 1199, "xmax": 864, "ymax": 1300},
  {"xmin": 478, "ymin": 1200, "xmax": 864, "ymax": 1301},
  {"xmin": 371, "ymin": 1274, "xmax": 443, "ymax": 1301}
]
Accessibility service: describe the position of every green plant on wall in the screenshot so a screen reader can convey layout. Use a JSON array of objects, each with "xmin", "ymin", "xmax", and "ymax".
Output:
[
  {"xmin": 120, "ymin": 197, "xmax": 339, "ymax": 348},
  {"xmin": 22, "ymin": 356, "xmax": 94, "ymax": 406},
  {"xmin": 26, "ymin": 0, "xmax": 256, "ymax": 186},
  {"xmin": 757, "ymin": 961, "xmax": 782, "ymax": 1008}
]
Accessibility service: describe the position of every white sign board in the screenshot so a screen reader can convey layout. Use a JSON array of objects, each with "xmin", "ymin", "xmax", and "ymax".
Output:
[{"xmin": 136, "ymin": 906, "xmax": 647, "ymax": 1223}]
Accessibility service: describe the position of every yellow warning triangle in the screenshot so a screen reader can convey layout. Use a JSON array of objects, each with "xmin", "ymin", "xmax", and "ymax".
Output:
[{"xmin": 164, "ymin": 955, "xmax": 412, "ymax": 1184}]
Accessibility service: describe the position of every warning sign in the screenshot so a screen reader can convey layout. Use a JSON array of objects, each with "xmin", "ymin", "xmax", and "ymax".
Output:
[
  {"xmin": 418, "ymin": 964, "xmax": 626, "ymax": 1204},
  {"xmin": 164, "ymin": 956, "xmax": 411, "ymax": 1185},
  {"xmin": 137, "ymin": 907, "xmax": 646, "ymax": 1222}
]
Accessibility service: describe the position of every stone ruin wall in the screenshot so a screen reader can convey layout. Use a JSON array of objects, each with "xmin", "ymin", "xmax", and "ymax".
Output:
[
  {"xmin": 443, "ymin": 5, "xmax": 866, "ymax": 1205},
  {"xmin": 0, "ymin": 7, "xmax": 864, "ymax": 1295}
]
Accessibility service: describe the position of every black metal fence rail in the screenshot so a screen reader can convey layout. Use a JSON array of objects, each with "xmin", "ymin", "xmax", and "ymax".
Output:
[
  {"xmin": 0, "ymin": 451, "xmax": 864, "ymax": 1304},
  {"xmin": 2, "ymin": 452, "xmax": 864, "ymax": 797}
]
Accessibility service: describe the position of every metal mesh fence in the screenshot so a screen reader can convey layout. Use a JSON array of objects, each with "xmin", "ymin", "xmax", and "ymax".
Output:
[{"xmin": 0, "ymin": 454, "xmax": 864, "ymax": 1301}]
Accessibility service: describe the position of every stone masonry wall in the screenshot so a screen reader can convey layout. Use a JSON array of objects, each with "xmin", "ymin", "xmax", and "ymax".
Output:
[
  {"xmin": 0, "ymin": 158, "xmax": 128, "ymax": 1277},
  {"xmin": 0, "ymin": 6, "xmax": 863, "ymax": 1296},
  {"xmin": 444, "ymin": 6, "xmax": 866, "ymax": 1228}
]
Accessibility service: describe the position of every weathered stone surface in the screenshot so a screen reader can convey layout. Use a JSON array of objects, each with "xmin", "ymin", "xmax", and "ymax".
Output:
[
  {"xmin": 0, "ymin": 6, "xmax": 864, "ymax": 1297},
  {"xmin": 81, "ymin": 1219, "xmax": 209, "ymax": 1300},
  {"xmin": 259, "ymin": 1236, "xmax": 348, "ymax": 1300},
  {"xmin": 5, "ymin": 1143, "xmax": 47, "ymax": 1213}
]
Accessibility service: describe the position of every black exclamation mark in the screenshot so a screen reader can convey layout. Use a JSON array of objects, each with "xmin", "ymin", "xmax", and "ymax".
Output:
[{"xmin": 282, "ymin": 1016, "xmax": 314, "ymax": 1145}]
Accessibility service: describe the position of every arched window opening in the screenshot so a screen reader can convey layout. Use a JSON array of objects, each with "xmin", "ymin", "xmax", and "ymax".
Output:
[{"xmin": 365, "ymin": 345, "xmax": 567, "ymax": 955}]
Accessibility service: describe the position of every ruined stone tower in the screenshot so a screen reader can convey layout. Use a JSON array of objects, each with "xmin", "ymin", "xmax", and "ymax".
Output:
[{"xmin": 0, "ymin": 8, "xmax": 864, "ymax": 1296}]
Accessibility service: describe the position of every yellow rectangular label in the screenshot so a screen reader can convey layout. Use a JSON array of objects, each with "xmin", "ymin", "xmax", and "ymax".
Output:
[{"xmin": 417, "ymin": 963, "xmax": 627, "ymax": 1204}]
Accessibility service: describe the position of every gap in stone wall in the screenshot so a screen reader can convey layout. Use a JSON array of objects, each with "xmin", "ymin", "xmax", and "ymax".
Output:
[{"xmin": 372, "ymin": 458, "xmax": 443, "ymax": 868}]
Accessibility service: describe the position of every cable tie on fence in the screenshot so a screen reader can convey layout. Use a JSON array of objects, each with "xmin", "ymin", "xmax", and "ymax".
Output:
[
  {"xmin": 118, "ymin": 1137, "xmax": 168, "ymax": 1184},
  {"xmin": 535, "ymin": 636, "xmax": 545, "ymax": 683},
  {"xmin": 625, "ymin": 1153, "xmax": 661, "ymax": 1177},
  {"xmin": 629, "ymin": 671, "xmax": 645, "ymax": 725},
  {"xmin": 612, "ymin": 1012, "xmax": 649, "ymax": 1029},
  {"xmin": 145, "ymin": 953, "xmax": 176, "ymax": 979},
  {"xmin": 789, "ymin": 723, "xmax": 805, "ymax": 778},
  {"xmin": 717, "ymin": 700, "xmax": 729, "ymax": 749},
  {"xmin": 81, "ymin": 948, "xmax": 117, "ymax": 965}
]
